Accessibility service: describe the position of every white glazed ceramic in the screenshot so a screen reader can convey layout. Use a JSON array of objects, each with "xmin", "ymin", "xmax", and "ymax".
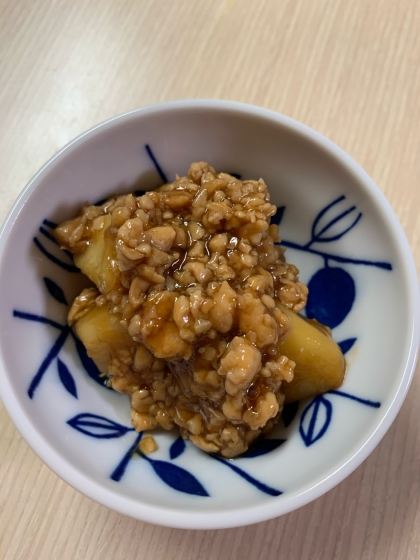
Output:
[{"xmin": 0, "ymin": 100, "xmax": 418, "ymax": 529}]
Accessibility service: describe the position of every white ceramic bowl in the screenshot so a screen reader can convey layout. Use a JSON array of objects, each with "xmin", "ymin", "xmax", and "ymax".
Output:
[{"xmin": 0, "ymin": 100, "xmax": 418, "ymax": 529}]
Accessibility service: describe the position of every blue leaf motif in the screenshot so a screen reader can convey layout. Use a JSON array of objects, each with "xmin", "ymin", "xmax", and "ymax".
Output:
[
  {"xmin": 282, "ymin": 401, "xmax": 299, "ymax": 427},
  {"xmin": 338, "ymin": 337, "xmax": 357, "ymax": 355},
  {"xmin": 299, "ymin": 396, "xmax": 332, "ymax": 447},
  {"xmin": 57, "ymin": 358, "xmax": 77, "ymax": 398},
  {"xmin": 146, "ymin": 458, "xmax": 209, "ymax": 497},
  {"xmin": 43, "ymin": 277, "xmax": 68, "ymax": 305},
  {"xmin": 311, "ymin": 196, "xmax": 362, "ymax": 244},
  {"xmin": 67, "ymin": 413, "xmax": 134, "ymax": 439},
  {"xmin": 243, "ymin": 439, "xmax": 286, "ymax": 458},
  {"xmin": 169, "ymin": 436, "xmax": 186, "ymax": 459}
]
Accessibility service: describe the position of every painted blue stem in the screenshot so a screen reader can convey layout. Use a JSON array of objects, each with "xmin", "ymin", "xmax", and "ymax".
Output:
[
  {"xmin": 280, "ymin": 239, "xmax": 392, "ymax": 270},
  {"xmin": 110, "ymin": 432, "xmax": 143, "ymax": 482},
  {"xmin": 145, "ymin": 144, "xmax": 168, "ymax": 183},
  {"xmin": 212, "ymin": 456, "xmax": 282, "ymax": 497},
  {"xmin": 328, "ymin": 390, "xmax": 381, "ymax": 408},
  {"xmin": 13, "ymin": 310, "xmax": 65, "ymax": 331},
  {"xmin": 27, "ymin": 326, "xmax": 71, "ymax": 398}
]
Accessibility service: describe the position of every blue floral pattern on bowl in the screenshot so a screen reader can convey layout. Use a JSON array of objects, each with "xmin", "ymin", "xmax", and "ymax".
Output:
[{"xmin": 12, "ymin": 145, "xmax": 391, "ymax": 498}]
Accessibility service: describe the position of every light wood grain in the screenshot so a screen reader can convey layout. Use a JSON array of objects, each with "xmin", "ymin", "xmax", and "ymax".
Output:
[{"xmin": 1, "ymin": 0, "xmax": 420, "ymax": 558}]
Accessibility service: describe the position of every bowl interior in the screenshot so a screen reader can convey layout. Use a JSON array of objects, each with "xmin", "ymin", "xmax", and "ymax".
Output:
[{"xmin": 0, "ymin": 103, "xmax": 416, "ymax": 528}]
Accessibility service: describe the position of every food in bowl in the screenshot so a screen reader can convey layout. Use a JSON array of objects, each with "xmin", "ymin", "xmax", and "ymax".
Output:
[{"xmin": 54, "ymin": 162, "xmax": 345, "ymax": 457}]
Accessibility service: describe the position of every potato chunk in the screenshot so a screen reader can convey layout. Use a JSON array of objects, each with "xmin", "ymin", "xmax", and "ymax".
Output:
[
  {"xmin": 74, "ymin": 303, "xmax": 135, "ymax": 373},
  {"xmin": 276, "ymin": 303, "xmax": 345, "ymax": 403},
  {"xmin": 73, "ymin": 214, "xmax": 117, "ymax": 294}
]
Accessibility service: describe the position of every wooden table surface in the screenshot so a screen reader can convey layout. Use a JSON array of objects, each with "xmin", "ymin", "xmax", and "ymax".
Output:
[{"xmin": 1, "ymin": 0, "xmax": 420, "ymax": 558}]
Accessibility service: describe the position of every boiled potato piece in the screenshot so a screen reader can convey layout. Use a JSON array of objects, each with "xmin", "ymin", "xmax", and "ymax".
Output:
[
  {"xmin": 73, "ymin": 214, "xmax": 117, "ymax": 294},
  {"xmin": 74, "ymin": 303, "xmax": 135, "ymax": 373},
  {"xmin": 276, "ymin": 303, "xmax": 345, "ymax": 403},
  {"xmin": 74, "ymin": 294, "xmax": 345, "ymax": 402}
]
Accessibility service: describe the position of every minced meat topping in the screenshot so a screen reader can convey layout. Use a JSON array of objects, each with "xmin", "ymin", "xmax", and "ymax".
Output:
[{"xmin": 55, "ymin": 162, "xmax": 308, "ymax": 457}]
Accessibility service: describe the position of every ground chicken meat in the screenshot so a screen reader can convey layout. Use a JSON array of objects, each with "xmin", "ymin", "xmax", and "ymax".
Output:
[{"xmin": 56, "ymin": 162, "xmax": 308, "ymax": 457}]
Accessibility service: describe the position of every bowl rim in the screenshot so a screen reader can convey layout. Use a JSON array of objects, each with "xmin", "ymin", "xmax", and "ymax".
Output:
[{"xmin": 0, "ymin": 99, "xmax": 419, "ymax": 529}]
